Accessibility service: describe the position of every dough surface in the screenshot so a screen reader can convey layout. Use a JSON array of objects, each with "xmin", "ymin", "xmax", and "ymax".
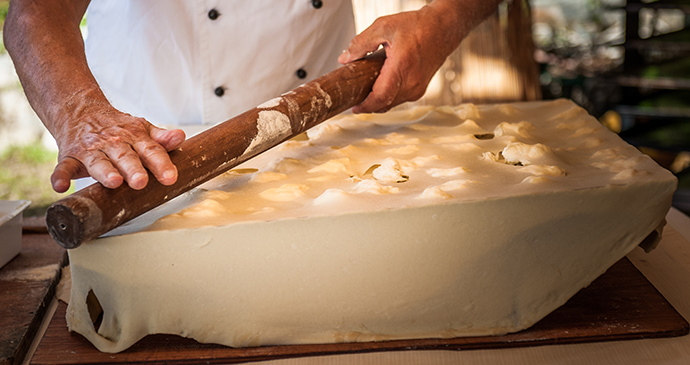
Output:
[{"xmin": 67, "ymin": 100, "xmax": 677, "ymax": 352}]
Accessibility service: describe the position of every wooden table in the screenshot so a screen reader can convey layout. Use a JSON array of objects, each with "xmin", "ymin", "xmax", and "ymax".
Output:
[
  {"xmin": 12, "ymin": 208, "xmax": 690, "ymax": 365},
  {"xmin": 0, "ymin": 219, "xmax": 65, "ymax": 365}
]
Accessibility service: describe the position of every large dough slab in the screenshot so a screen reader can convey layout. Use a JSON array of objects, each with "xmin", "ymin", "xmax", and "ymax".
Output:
[{"xmin": 66, "ymin": 99, "xmax": 677, "ymax": 353}]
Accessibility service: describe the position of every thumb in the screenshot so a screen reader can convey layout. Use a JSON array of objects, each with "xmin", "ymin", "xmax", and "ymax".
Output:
[
  {"xmin": 51, "ymin": 157, "xmax": 85, "ymax": 193},
  {"xmin": 339, "ymin": 25, "xmax": 387, "ymax": 64}
]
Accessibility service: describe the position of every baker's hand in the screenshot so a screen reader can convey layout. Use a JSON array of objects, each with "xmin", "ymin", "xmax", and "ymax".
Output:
[
  {"xmin": 338, "ymin": 5, "xmax": 457, "ymax": 113},
  {"xmin": 51, "ymin": 106, "xmax": 185, "ymax": 193},
  {"xmin": 339, "ymin": 0, "xmax": 493, "ymax": 113},
  {"xmin": 4, "ymin": 0, "xmax": 185, "ymax": 193}
]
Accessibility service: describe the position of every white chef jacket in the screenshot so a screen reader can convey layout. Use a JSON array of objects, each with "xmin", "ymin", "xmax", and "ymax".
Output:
[{"xmin": 85, "ymin": 0, "xmax": 356, "ymax": 128}]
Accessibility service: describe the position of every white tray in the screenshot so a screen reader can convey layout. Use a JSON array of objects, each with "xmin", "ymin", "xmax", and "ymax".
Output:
[{"xmin": 0, "ymin": 200, "xmax": 31, "ymax": 269}]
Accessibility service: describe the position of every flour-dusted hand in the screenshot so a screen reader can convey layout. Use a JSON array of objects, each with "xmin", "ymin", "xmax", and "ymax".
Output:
[
  {"xmin": 338, "ymin": 0, "xmax": 502, "ymax": 113},
  {"xmin": 51, "ymin": 100, "xmax": 185, "ymax": 192}
]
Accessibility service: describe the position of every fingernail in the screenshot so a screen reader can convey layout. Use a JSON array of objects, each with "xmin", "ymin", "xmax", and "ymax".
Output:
[
  {"xmin": 133, "ymin": 172, "xmax": 146, "ymax": 182},
  {"xmin": 106, "ymin": 172, "xmax": 119, "ymax": 180},
  {"xmin": 163, "ymin": 170, "xmax": 175, "ymax": 180},
  {"xmin": 338, "ymin": 50, "xmax": 350, "ymax": 63}
]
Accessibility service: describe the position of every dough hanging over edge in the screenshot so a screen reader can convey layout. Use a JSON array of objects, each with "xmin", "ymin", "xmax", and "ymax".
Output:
[{"xmin": 66, "ymin": 100, "xmax": 677, "ymax": 352}]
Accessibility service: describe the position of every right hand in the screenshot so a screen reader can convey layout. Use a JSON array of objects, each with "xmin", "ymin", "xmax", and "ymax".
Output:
[{"xmin": 51, "ymin": 106, "xmax": 186, "ymax": 193}]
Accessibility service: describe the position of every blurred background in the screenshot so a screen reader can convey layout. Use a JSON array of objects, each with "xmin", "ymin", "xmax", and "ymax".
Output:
[{"xmin": 0, "ymin": 0, "xmax": 688, "ymax": 216}]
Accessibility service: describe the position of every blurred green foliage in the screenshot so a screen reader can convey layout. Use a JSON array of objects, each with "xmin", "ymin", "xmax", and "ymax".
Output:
[
  {"xmin": 0, "ymin": 1, "xmax": 8, "ymax": 27},
  {"xmin": 0, "ymin": 0, "xmax": 9, "ymax": 53},
  {"xmin": 639, "ymin": 90, "xmax": 690, "ymax": 109},
  {"xmin": 0, "ymin": 144, "xmax": 71, "ymax": 216},
  {"xmin": 642, "ymin": 57, "xmax": 690, "ymax": 80},
  {"xmin": 1, "ymin": 143, "xmax": 55, "ymax": 164}
]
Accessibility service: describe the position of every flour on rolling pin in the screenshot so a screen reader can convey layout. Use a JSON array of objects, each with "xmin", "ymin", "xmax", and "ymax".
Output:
[{"xmin": 243, "ymin": 110, "xmax": 292, "ymax": 159}]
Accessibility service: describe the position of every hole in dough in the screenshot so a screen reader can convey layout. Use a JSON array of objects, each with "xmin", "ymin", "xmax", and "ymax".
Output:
[
  {"xmin": 638, "ymin": 220, "xmax": 666, "ymax": 253},
  {"xmin": 362, "ymin": 164, "xmax": 381, "ymax": 177},
  {"xmin": 638, "ymin": 230, "xmax": 660, "ymax": 253},
  {"xmin": 493, "ymin": 151, "xmax": 524, "ymax": 166},
  {"xmin": 474, "ymin": 133, "xmax": 495, "ymax": 140},
  {"xmin": 86, "ymin": 289, "xmax": 104, "ymax": 332},
  {"xmin": 230, "ymin": 168, "xmax": 259, "ymax": 174}
]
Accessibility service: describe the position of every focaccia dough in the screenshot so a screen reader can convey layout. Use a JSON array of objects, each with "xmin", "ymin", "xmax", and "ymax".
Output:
[{"xmin": 67, "ymin": 99, "xmax": 676, "ymax": 353}]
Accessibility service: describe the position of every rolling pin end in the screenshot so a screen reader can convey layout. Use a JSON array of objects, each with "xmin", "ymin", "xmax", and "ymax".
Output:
[{"xmin": 46, "ymin": 203, "xmax": 85, "ymax": 249}]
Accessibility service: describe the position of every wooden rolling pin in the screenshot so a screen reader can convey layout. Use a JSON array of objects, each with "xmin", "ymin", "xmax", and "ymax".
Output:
[{"xmin": 46, "ymin": 52, "xmax": 386, "ymax": 249}]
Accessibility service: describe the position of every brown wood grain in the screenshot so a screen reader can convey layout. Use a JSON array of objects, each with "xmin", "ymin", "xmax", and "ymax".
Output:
[
  {"xmin": 45, "ymin": 52, "xmax": 386, "ymax": 249},
  {"xmin": 0, "ymin": 234, "xmax": 66, "ymax": 365},
  {"xmin": 23, "ymin": 216, "xmax": 48, "ymax": 235},
  {"xmin": 29, "ymin": 258, "xmax": 688, "ymax": 365}
]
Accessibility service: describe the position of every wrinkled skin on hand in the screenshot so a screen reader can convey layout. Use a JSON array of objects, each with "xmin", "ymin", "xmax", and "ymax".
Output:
[
  {"xmin": 51, "ymin": 103, "xmax": 185, "ymax": 193},
  {"xmin": 3, "ymin": 0, "xmax": 187, "ymax": 193},
  {"xmin": 339, "ymin": 0, "xmax": 498, "ymax": 114}
]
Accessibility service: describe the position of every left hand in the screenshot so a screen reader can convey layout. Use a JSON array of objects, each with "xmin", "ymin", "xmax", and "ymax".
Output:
[{"xmin": 338, "ymin": 0, "xmax": 499, "ymax": 113}]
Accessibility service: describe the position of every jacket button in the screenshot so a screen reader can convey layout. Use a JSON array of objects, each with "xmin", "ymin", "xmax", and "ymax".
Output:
[
  {"xmin": 214, "ymin": 87, "xmax": 225, "ymax": 97},
  {"xmin": 208, "ymin": 9, "xmax": 220, "ymax": 20},
  {"xmin": 296, "ymin": 68, "xmax": 307, "ymax": 79},
  {"xmin": 312, "ymin": 0, "xmax": 323, "ymax": 9}
]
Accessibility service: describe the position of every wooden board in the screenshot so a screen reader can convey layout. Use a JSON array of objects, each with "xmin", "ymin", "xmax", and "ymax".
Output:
[
  {"xmin": 0, "ymin": 233, "xmax": 65, "ymax": 365},
  {"xmin": 29, "ymin": 257, "xmax": 688, "ymax": 365},
  {"xmin": 22, "ymin": 216, "xmax": 48, "ymax": 235}
]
